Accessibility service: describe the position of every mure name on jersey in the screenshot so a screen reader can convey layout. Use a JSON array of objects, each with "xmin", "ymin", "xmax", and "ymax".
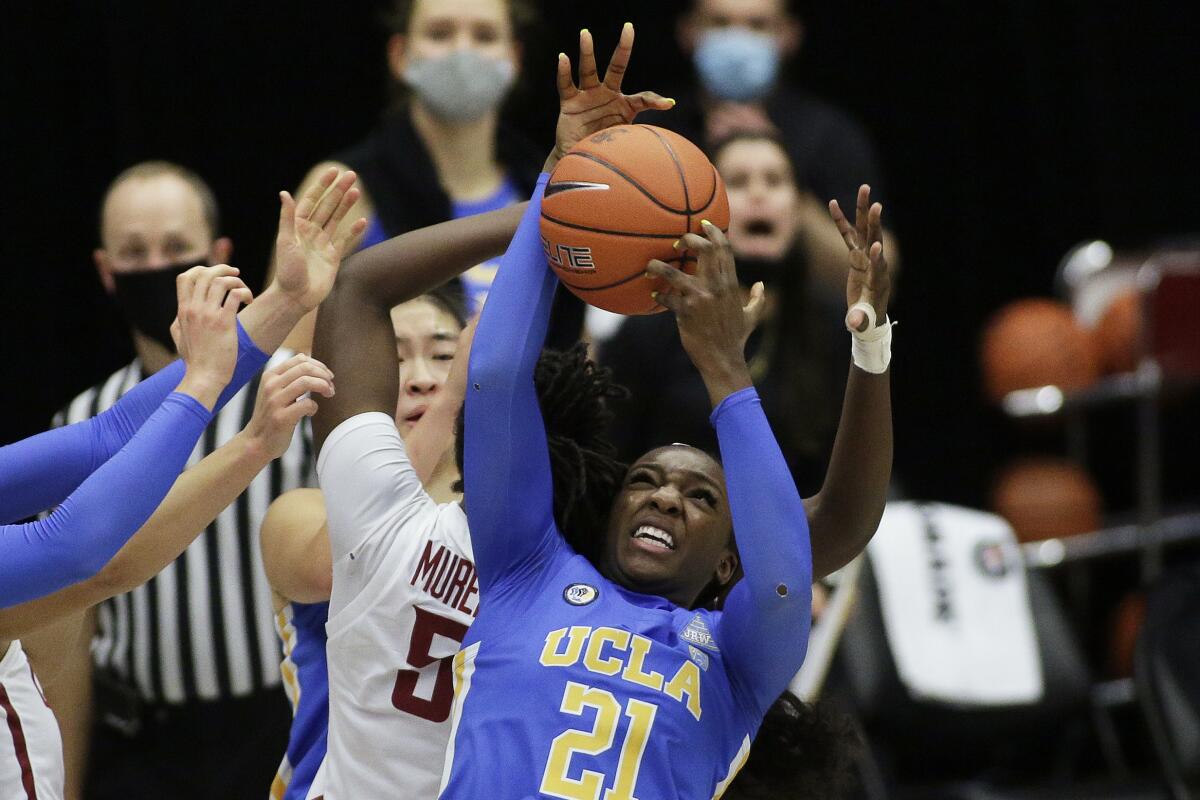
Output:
[{"xmin": 409, "ymin": 540, "xmax": 480, "ymax": 618}]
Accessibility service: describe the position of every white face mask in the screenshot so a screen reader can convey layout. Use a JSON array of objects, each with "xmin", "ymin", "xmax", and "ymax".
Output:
[{"xmin": 404, "ymin": 50, "xmax": 516, "ymax": 122}]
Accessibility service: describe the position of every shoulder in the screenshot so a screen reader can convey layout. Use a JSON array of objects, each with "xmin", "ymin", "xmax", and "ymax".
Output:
[
  {"xmin": 770, "ymin": 86, "xmax": 872, "ymax": 140},
  {"xmin": 262, "ymin": 488, "xmax": 326, "ymax": 549}
]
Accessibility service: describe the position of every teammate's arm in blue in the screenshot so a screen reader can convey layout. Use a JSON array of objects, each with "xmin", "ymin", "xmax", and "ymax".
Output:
[
  {"xmin": 0, "ymin": 392, "xmax": 212, "ymax": 608},
  {"xmin": 464, "ymin": 175, "xmax": 560, "ymax": 593},
  {"xmin": 0, "ymin": 321, "xmax": 267, "ymax": 523},
  {"xmin": 711, "ymin": 389, "xmax": 812, "ymax": 713}
]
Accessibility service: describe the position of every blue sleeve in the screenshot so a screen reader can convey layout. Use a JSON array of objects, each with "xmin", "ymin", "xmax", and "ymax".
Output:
[
  {"xmin": 0, "ymin": 392, "xmax": 212, "ymax": 608},
  {"xmin": 0, "ymin": 321, "xmax": 268, "ymax": 523},
  {"xmin": 711, "ymin": 387, "xmax": 813, "ymax": 715},
  {"xmin": 463, "ymin": 174, "xmax": 561, "ymax": 595}
]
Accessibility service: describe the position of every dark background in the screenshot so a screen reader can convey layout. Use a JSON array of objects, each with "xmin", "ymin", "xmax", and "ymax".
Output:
[{"xmin": 4, "ymin": 1, "xmax": 1198, "ymax": 509}]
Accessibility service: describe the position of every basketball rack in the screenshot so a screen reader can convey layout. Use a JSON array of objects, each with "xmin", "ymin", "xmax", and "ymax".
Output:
[{"xmin": 1003, "ymin": 245, "xmax": 1200, "ymax": 580}]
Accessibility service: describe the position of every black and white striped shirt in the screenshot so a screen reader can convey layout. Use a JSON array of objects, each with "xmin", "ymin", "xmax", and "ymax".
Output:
[{"xmin": 52, "ymin": 352, "xmax": 311, "ymax": 704}]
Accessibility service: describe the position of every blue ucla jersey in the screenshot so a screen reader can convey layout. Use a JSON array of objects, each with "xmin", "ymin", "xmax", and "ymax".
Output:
[
  {"xmin": 271, "ymin": 601, "xmax": 329, "ymax": 800},
  {"xmin": 440, "ymin": 545, "xmax": 756, "ymax": 799},
  {"xmin": 452, "ymin": 176, "xmax": 813, "ymax": 799}
]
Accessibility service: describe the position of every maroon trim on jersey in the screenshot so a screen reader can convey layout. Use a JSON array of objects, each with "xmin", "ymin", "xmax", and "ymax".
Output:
[{"xmin": 0, "ymin": 682, "xmax": 37, "ymax": 799}]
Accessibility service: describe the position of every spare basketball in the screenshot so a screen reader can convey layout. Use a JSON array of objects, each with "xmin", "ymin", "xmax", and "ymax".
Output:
[
  {"xmin": 1092, "ymin": 289, "xmax": 1142, "ymax": 375},
  {"xmin": 541, "ymin": 124, "xmax": 730, "ymax": 315},
  {"xmin": 980, "ymin": 298, "xmax": 1099, "ymax": 401},
  {"xmin": 990, "ymin": 457, "xmax": 1103, "ymax": 542}
]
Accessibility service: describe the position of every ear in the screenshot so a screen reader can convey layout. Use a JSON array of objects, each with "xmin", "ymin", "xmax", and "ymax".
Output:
[
  {"xmin": 211, "ymin": 236, "xmax": 233, "ymax": 264},
  {"xmin": 779, "ymin": 17, "xmax": 803, "ymax": 58},
  {"xmin": 509, "ymin": 40, "xmax": 524, "ymax": 80},
  {"xmin": 714, "ymin": 546, "xmax": 739, "ymax": 587},
  {"xmin": 677, "ymin": 11, "xmax": 699, "ymax": 55},
  {"xmin": 94, "ymin": 249, "xmax": 116, "ymax": 295},
  {"xmin": 387, "ymin": 32, "xmax": 409, "ymax": 82}
]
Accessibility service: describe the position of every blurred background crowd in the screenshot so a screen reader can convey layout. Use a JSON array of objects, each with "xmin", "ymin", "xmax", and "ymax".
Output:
[{"xmin": 3, "ymin": 1, "xmax": 1199, "ymax": 798}]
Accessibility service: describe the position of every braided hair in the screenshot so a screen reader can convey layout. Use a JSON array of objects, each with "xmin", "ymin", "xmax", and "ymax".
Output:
[
  {"xmin": 723, "ymin": 692, "xmax": 862, "ymax": 799},
  {"xmin": 456, "ymin": 343, "xmax": 629, "ymax": 563}
]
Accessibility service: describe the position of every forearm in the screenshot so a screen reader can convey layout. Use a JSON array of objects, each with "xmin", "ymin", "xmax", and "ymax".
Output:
[
  {"xmin": 236, "ymin": 284, "xmax": 309, "ymax": 356},
  {"xmin": 341, "ymin": 203, "xmax": 526, "ymax": 308},
  {"xmin": 0, "ymin": 393, "xmax": 212, "ymax": 609},
  {"xmin": 806, "ymin": 364, "xmax": 892, "ymax": 577},
  {"xmin": 0, "ymin": 432, "xmax": 272, "ymax": 636}
]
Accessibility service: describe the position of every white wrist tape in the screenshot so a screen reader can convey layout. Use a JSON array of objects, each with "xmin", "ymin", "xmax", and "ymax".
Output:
[{"xmin": 847, "ymin": 301, "xmax": 893, "ymax": 374}]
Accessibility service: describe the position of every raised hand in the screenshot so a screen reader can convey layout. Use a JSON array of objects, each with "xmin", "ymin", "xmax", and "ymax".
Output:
[
  {"xmin": 548, "ymin": 23, "xmax": 674, "ymax": 170},
  {"xmin": 273, "ymin": 168, "xmax": 368, "ymax": 312},
  {"xmin": 243, "ymin": 354, "xmax": 335, "ymax": 461},
  {"xmin": 173, "ymin": 265, "xmax": 255, "ymax": 409},
  {"xmin": 829, "ymin": 185, "xmax": 891, "ymax": 333},
  {"xmin": 646, "ymin": 221, "xmax": 766, "ymax": 406}
]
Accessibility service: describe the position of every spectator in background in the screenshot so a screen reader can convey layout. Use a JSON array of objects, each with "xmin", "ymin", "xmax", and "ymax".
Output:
[
  {"xmin": 281, "ymin": 0, "xmax": 580, "ymax": 353},
  {"xmin": 600, "ymin": 132, "xmax": 846, "ymax": 496},
  {"xmin": 51, "ymin": 162, "xmax": 308, "ymax": 800},
  {"xmin": 646, "ymin": 0, "xmax": 897, "ymax": 295}
]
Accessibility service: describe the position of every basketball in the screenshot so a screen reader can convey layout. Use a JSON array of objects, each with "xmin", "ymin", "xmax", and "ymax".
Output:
[
  {"xmin": 990, "ymin": 457, "xmax": 1102, "ymax": 542},
  {"xmin": 980, "ymin": 299, "xmax": 1099, "ymax": 401},
  {"xmin": 1093, "ymin": 289, "xmax": 1142, "ymax": 375},
  {"xmin": 540, "ymin": 124, "xmax": 730, "ymax": 315}
]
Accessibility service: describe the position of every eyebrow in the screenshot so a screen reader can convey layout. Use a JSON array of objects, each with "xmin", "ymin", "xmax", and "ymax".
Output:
[
  {"xmin": 630, "ymin": 462, "xmax": 726, "ymax": 496},
  {"xmin": 395, "ymin": 331, "xmax": 459, "ymax": 344}
]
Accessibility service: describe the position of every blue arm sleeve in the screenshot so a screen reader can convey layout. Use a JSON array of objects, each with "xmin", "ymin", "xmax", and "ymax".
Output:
[
  {"xmin": 0, "ymin": 392, "xmax": 212, "ymax": 608},
  {"xmin": 463, "ymin": 174, "xmax": 560, "ymax": 595},
  {"xmin": 0, "ymin": 321, "xmax": 268, "ymax": 523},
  {"xmin": 712, "ymin": 387, "xmax": 813, "ymax": 715}
]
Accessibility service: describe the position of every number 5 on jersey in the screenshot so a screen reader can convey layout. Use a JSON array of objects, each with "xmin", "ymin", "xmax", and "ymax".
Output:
[
  {"xmin": 392, "ymin": 607, "xmax": 469, "ymax": 722},
  {"xmin": 540, "ymin": 681, "xmax": 659, "ymax": 800}
]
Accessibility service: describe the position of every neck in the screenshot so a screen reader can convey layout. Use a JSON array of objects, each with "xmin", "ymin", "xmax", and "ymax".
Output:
[
  {"xmin": 132, "ymin": 330, "xmax": 176, "ymax": 375},
  {"xmin": 425, "ymin": 451, "xmax": 463, "ymax": 505},
  {"xmin": 409, "ymin": 102, "xmax": 504, "ymax": 201}
]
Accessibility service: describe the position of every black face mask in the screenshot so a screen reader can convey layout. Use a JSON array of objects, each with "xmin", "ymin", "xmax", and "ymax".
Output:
[{"xmin": 110, "ymin": 261, "xmax": 201, "ymax": 352}]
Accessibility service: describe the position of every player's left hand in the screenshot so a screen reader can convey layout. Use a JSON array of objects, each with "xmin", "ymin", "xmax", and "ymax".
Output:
[
  {"xmin": 829, "ymin": 185, "xmax": 891, "ymax": 333},
  {"xmin": 547, "ymin": 23, "xmax": 674, "ymax": 171},
  {"xmin": 243, "ymin": 354, "xmax": 335, "ymax": 460},
  {"xmin": 273, "ymin": 168, "xmax": 368, "ymax": 312},
  {"xmin": 647, "ymin": 221, "xmax": 766, "ymax": 369}
]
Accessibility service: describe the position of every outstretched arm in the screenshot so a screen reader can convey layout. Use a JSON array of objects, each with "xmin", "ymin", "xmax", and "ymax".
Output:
[
  {"xmin": 651, "ymin": 222, "xmax": 811, "ymax": 715},
  {"xmin": 0, "ymin": 356, "xmax": 332, "ymax": 635},
  {"xmin": 464, "ymin": 24, "xmax": 673, "ymax": 593},
  {"xmin": 803, "ymin": 185, "xmax": 893, "ymax": 577},
  {"xmin": 0, "ymin": 266, "xmax": 250, "ymax": 608}
]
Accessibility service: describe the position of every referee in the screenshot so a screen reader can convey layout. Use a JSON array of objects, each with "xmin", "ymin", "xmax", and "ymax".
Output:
[{"xmin": 53, "ymin": 162, "xmax": 304, "ymax": 800}]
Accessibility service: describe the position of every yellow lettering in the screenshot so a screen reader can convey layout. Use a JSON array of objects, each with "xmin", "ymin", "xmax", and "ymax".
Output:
[
  {"xmin": 540, "ymin": 626, "xmax": 591, "ymax": 668},
  {"xmin": 620, "ymin": 635, "xmax": 664, "ymax": 691},
  {"xmin": 582, "ymin": 627, "xmax": 630, "ymax": 676},
  {"xmin": 664, "ymin": 660, "xmax": 702, "ymax": 721}
]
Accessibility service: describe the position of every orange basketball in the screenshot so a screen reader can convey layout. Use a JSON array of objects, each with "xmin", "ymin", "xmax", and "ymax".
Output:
[
  {"xmin": 980, "ymin": 299, "xmax": 1099, "ymax": 401},
  {"xmin": 1093, "ymin": 289, "xmax": 1142, "ymax": 375},
  {"xmin": 541, "ymin": 124, "xmax": 730, "ymax": 315},
  {"xmin": 990, "ymin": 458, "xmax": 1103, "ymax": 542}
]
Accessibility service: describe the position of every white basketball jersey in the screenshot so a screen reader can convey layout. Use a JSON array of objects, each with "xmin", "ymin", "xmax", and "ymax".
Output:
[
  {"xmin": 316, "ymin": 413, "xmax": 477, "ymax": 800},
  {"xmin": 0, "ymin": 641, "xmax": 64, "ymax": 800}
]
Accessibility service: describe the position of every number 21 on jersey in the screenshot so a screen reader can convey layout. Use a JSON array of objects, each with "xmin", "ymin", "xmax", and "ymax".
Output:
[{"xmin": 540, "ymin": 681, "xmax": 658, "ymax": 800}]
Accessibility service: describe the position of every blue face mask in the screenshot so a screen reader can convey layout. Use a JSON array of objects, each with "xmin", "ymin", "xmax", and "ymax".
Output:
[{"xmin": 693, "ymin": 28, "xmax": 781, "ymax": 102}]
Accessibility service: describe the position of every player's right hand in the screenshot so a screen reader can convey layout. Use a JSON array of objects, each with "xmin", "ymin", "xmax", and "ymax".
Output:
[
  {"xmin": 547, "ymin": 23, "xmax": 674, "ymax": 171},
  {"xmin": 243, "ymin": 354, "xmax": 335, "ymax": 460},
  {"xmin": 174, "ymin": 265, "xmax": 254, "ymax": 400}
]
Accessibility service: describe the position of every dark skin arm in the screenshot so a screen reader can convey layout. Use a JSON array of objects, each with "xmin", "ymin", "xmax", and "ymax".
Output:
[
  {"xmin": 804, "ymin": 185, "xmax": 893, "ymax": 577},
  {"xmin": 310, "ymin": 204, "xmax": 525, "ymax": 453},
  {"xmin": 649, "ymin": 184, "xmax": 893, "ymax": 578}
]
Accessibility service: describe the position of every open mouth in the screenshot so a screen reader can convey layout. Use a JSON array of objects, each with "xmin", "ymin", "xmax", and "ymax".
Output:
[
  {"xmin": 404, "ymin": 408, "xmax": 426, "ymax": 424},
  {"xmin": 744, "ymin": 218, "xmax": 776, "ymax": 237},
  {"xmin": 631, "ymin": 524, "xmax": 676, "ymax": 551}
]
